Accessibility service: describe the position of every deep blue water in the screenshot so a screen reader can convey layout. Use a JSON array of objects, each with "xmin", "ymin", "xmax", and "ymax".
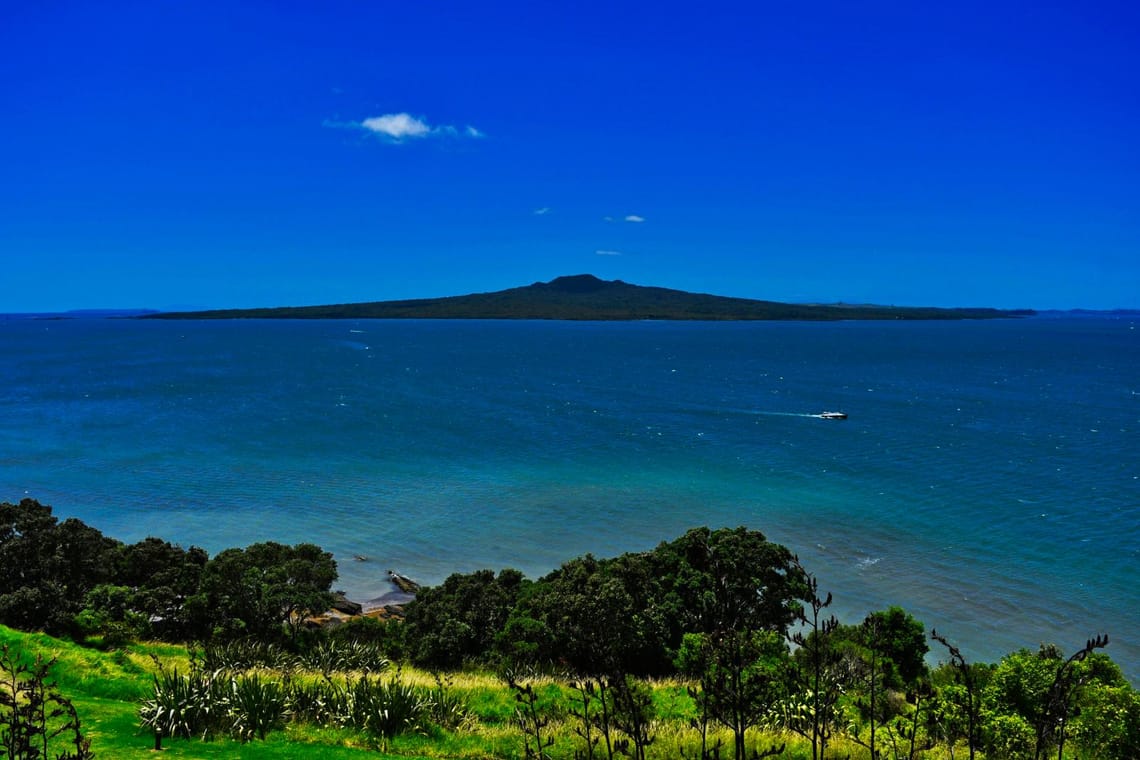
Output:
[{"xmin": 1, "ymin": 316, "xmax": 1137, "ymax": 679}]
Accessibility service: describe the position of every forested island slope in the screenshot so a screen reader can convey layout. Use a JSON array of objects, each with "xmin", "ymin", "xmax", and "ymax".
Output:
[{"xmin": 148, "ymin": 274, "xmax": 1034, "ymax": 320}]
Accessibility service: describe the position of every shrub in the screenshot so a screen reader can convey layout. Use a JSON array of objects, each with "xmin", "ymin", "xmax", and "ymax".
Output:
[
  {"xmin": 983, "ymin": 713, "xmax": 1035, "ymax": 760},
  {"xmin": 138, "ymin": 663, "xmax": 230, "ymax": 742},
  {"xmin": 301, "ymin": 639, "xmax": 389, "ymax": 675},
  {"xmin": 228, "ymin": 673, "xmax": 285, "ymax": 741},
  {"xmin": 198, "ymin": 639, "xmax": 295, "ymax": 672},
  {"xmin": 0, "ymin": 645, "xmax": 93, "ymax": 760}
]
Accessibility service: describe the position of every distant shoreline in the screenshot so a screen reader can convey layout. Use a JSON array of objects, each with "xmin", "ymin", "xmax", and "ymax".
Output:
[{"xmin": 141, "ymin": 274, "xmax": 1036, "ymax": 322}]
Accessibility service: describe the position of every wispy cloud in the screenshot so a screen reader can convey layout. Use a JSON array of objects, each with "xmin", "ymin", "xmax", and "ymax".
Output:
[
  {"xmin": 595, "ymin": 249, "xmax": 622, "ymax": 256},
  {"xmin": 534, "ymin": 207, "xmax": 551, "ymax": 216},
  {"xmin": 624, "ymin": 214, "xmax": 645, "ymax": 223},
  {"xmin": 361, "ymin": 113, "xmax": 431, "ymax": 140},
  {"xmin": 327, "ymin": 112, "xmax": 485, "ymax": 144}
]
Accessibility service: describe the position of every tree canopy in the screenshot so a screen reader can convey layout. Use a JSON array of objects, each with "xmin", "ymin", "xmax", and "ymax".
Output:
[
  {"xmin": 0, "ymin": 499, "xmax": 119, "ymax": 633},
  {"xmin": 191, "ymin": 541, "xmax": 337, "ymax": 642},
  {"xmin": 0, "ymin": 499, "xmax": 335, "ymax": 645},
  {"xmin": 404, "ymin": 526, "xmax": 807, "ymax": 675}
]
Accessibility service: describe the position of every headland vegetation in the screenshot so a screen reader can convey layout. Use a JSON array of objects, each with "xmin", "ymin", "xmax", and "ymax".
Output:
[{"xmin": 2, "ymin": 497, "xmax": 1136, "ymax": 759}]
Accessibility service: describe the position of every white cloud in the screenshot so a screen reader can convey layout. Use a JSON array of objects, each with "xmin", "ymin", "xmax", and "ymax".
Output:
[
  {"xmin": 331, "ymin": 112, "xmax": 484, "ymax": 144},
  {"xmin": 595, "ymin": 249, "xmax": 622, "ymax": 256},
  {"xmin": 534, "ymin": 207, "xmax": 551, "ymax": 215},
  {"xmin": 624, "ymin": 214, "xmax": 646, "ymax": 223},
  {"xmin": 603, "ymin": 216, "xmax": 615, "ymax": 222},
  {"xmin": 361, "ymin": 113, "xmax": 432, "ymax": 140}
]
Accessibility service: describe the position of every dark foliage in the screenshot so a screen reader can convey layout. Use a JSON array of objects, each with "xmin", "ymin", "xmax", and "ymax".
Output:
[
  {"xmin": 402, "ymin": 568, "xmax": 527, "ymax": 669},
  {"xmin": 0, "ymin": 500, "xmax": 119, "ymax": 634},
  {"xmin": 496, "ymin": 527, "xmax": 807, "ymax": 677},
  {"xmin": 0, "ymin": 499, "xmax": 338, "ymax": 650},
  {"xmin": 501, "ymin": 552, "xmax": 671, "ymax": 675},
  {"xmin": 190, "ymin": 541, "xmax": 337, "ymax": 643},
  {"xmin": 114, "ymin": 537, "xmax": 208, "ymax": 640},
  {"xmin": 861, "ymin": 607, "xmax": 929, "ymax": 689},
  {"xmin": 648, "ymin": 526, "xmax": 807, "ymax": 641}
]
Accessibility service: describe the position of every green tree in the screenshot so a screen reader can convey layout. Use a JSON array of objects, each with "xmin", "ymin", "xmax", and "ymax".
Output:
[
  {"xmin": 979, "ymin": 639, "xmax": 1113, "ymax": 760},
  {"xmin": 984, "ymin": 646, "xmax": 1058, "ymax": 734},
  {"xmin": 678, "ymin": 630, "xmax": 788, "ymax": 760},
  {"xmin": 832, "ymin": 607, "xmax": 929, "ymax": 756},
  {"xmin": 0, "ymin": 499, "xmax": 120, "ymax": 634},
  {"xmin": 1068, "ymin": 677, "xmax": 1140, "ymax": 760},
  {"xmin": 985, "ymin": 713, "xmax": 1036, "ymax": 760},
  {"xmin": 649, "ymin": 526, "xmax": 808, "ymax": 641},
  {"xmin": 118, "ymin": 537, "xmax": 208, "ymax": 636},
  {"xmin": 864, "ymin": 606, "xmax": 929, "ymax": 689},
  {"xmin": 501, "ymin": 553, "xmax": 669, "ymax": 675},
  {"xmin": 192, "ymin": 541, "xmax": 336, "ymax": 643},
  {"xmin": 501, "ymin": 526, "xmax": 806, "ymax": 678},
  {"xmin": 403, "ymin": 568, "xmax": 527, "ymax": 669},
  {"xmin": 73, "ymin": 584, "xmax": 148, "ymax": 647},
  {"xmin": 1030, "ymin": 636, "xmax": 1109, "ymax": 760},
  {"xmin": 786, "ymin": 563, "xmax": 843, "ymax": 760},
  {"xmin": 71, "ymin": 538, "xmax": 211, "ymax": 643}
]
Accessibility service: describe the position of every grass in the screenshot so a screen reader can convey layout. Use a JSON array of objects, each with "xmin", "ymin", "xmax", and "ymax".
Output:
[
  {"xmin": 0, "ymin": 625, "xmax": 397, "ymax": 758},
  {"xmin": 1, "ymin": 624, "xmax": 971, "ymax": 759}
]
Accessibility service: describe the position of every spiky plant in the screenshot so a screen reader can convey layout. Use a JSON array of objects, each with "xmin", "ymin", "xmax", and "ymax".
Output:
[{"xmin": 228, "ymin": 672, "xmax": 286, "ymax": 741}]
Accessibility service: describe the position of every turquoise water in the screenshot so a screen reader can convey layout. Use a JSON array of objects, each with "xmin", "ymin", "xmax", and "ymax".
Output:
[{"xmin": 1, "ymin": 316, "xmax": 1137, "ymax": 679}]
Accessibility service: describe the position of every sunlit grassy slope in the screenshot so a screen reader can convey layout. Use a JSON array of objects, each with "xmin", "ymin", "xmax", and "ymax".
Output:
[{"xmin": 1, "ymin": 624, "xmax": 936, "ymax": 760}]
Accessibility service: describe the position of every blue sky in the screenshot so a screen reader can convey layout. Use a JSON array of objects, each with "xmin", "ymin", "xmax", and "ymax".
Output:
[{"xmin": 2, "ymin": 1, "xmax": 1137, "ymax": 311}]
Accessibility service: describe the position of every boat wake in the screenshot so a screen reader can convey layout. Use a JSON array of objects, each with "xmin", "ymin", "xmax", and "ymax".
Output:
[
  {"xmin": 751, "ymin": 411, "xmax": 820, "ymax": 418},
  {"xmin": 751, "ymin": 410, "xmax": 848, "ymax": 420}
]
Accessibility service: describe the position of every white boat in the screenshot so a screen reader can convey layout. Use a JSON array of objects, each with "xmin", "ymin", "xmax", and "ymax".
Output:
[{"xmin": 818, "ymin": 411, "xmax": 847, "ymax": 419}]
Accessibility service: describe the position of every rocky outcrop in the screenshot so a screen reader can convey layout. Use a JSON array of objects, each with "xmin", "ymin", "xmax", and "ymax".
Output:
[
  {"xmin": 304, "ymin": 570, "xmax": 421, "ymax": 631},
  {"xmin": 387, "ymin": 570, "xmax": 421, "ymax": 594},
  {"xmin": 330, "ymin": 592, "xmax": 363, "ymax": 616}
]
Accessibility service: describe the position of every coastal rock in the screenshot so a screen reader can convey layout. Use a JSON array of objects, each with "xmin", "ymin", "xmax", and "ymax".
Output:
[
  {"xmin": 359, "ymin": 605, "xmax": 404, "ymax": 621},
  {"xmin": 387, "ymin": 570, "xmax": 421, "ymax": 594},
  {"xmin": 304, "ymin": 614, "xmax": 345, "ymax": 630},
  {"xmin": 331, "ymin": 592, "xmax": 363, "ymax": 616},
  {"xmin": 307, "ymin": 571, "xmax": 419, "ymax": 627}
]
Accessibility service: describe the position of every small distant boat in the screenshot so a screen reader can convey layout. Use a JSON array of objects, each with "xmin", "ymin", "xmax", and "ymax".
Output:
[{"xmin": 818, "ymin": 411, "xmax": 848, "ymax": 420}]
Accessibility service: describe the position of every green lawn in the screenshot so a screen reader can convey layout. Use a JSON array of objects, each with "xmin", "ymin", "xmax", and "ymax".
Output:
[
  {"xmin": 0, "ymin": 624, "xmax": 948, "ymax": 760},
  {"xmin": 0, "ymin": 626, "xmax": 411, "ymax": 759}
]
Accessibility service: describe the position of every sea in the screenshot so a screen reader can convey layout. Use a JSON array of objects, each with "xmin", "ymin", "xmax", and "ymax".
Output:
[{"xmin": 1, "ymin": 315, "xmax": 1137, "ymax": 681}]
